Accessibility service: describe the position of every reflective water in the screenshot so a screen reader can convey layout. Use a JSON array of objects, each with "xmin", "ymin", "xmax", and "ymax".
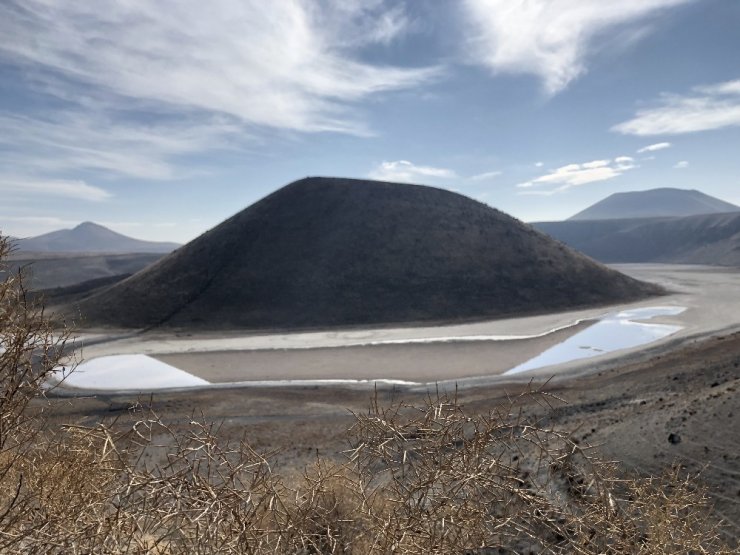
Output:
[
  {"xmin": 504, "ymin": 306, "xmax": 685, "ymax": 375},
  {"xmin": 52, "ymin": 354, "xmax": 209, "ymax": 390},
  {"xmin": 50, "ymin": 306, "xmax": 686, "ymax": 391}
]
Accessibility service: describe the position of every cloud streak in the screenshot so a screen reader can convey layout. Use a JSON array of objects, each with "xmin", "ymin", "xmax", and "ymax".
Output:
[
  {"xmin": 0, "ymin": 177, "xmax": 111, "ymax": 202},
  {"xmin": 470, "ymin": 170, "xmax": 502, "ymax": 181},
  {"xmin": 368, "ymin": 160, "xmax": 456, "ymax": 183},
  {"xmin": 613, "ymin": 78, "xmax": 740, "ymax": 135},
  {"xmin": 518, "ymin": 157, "xmax": 636, "ymax": 192},
  {"xmin": 0, "ymin": 113, "xmax": 241, "ymax": 180},
  {"xmin": 637, "ymin": 142, "xmax": 672, "ymax": 153},
  {"xmin": 462, "ymin": 0, "xmax": 693, "ymax": 94},
  {"xmin": 0, "ymin": 1, "xmax": 439, "ymax": 190},
  {"xmin": 0, "ymin": 1, "xmax": 436, "ymax": 135}
]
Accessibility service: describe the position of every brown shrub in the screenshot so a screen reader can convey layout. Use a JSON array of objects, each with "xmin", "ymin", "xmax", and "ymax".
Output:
[{"xmin": 0, "ymin": 234, "xmax": 732, "ymax": 553}]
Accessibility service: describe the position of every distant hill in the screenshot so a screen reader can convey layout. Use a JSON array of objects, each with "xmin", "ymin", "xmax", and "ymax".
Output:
[
  {"xmin": 15, "ymin": 222, "xmax": 180, "ymax": 253},
  {"xmin": 569, "ymin": 188, "xmax": 739, "ymax": 220},
  {"xmin": 72, "ymin": 177, "xmax": 661, "ymax": 330},
  {"xmin": 535, "ymin": 211, "xmax": 740, "ymax": 266}
]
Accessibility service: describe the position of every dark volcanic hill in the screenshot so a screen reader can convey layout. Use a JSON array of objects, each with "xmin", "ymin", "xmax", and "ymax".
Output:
[
  {"xmin": 73, "ymin": 177, "xmax": 661, "ymax": 330},
  {"xmin": 16, "ymin": 222, "xmax": 180, "ymax": 253},
  {"xmin": 535, "ymin": 211, "xmax": 740, "ymax": 266},
  {"xmin": 569, "ymin": 188, "xmax": 739, "ymax": 220}
]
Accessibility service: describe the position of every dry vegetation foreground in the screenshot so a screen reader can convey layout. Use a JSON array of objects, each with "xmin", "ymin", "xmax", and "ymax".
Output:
[
  {"xmin": 45, "ymin": 329, "xmax": 740, "ymax": 551},
  {"xmin": 2, "ymin": 234, "xmax": 738, "ymax": 552}
]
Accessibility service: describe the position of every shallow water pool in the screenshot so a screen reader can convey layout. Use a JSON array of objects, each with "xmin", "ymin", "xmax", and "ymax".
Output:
[
  {"xmin": 504, "ymin": 306, "xmax": 685, "ymax": 375},
  {"xmin": 52, "ymin": 354, "xmax": 209, "ymax": 390}
]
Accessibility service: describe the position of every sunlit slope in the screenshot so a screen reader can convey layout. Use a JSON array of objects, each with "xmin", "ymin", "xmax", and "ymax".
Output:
[{"xmin": 73, "ymin": 177, "xmax": 661, "ymax": 330}]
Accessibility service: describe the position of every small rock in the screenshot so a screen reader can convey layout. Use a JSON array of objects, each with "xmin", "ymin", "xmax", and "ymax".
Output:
[{"xmin": 668, "ymin": 433, "xmax": 681, "ymax": 445}]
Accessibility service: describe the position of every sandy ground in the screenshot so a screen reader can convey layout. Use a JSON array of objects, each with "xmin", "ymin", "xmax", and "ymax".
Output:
[{"xmin": 70, "ymin": 264, "xmax": 740, "ymax": 387}]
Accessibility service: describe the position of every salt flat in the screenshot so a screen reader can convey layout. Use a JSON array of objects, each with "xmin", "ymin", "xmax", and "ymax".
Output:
[
  {"xmin": 50, "ymin": 354, "xmax": 208, "ymax": 390},
  {"xmin": 505, "ymin": 306, "xmax": 685, "ymax": 375},
  {"xmin": 62, "ymin": 265, "xmax": 740, "ymax": 391}
]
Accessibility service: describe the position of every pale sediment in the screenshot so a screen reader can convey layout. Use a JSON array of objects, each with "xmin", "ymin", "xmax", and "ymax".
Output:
[{"xmin": 153, "ymin": 320, "xmax": 594, "ymax": 383}]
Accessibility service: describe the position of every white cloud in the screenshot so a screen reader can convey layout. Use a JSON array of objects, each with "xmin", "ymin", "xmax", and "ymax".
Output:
[
  {"xmin": 0, "ymin": 112, "xmax": 240, "ymax": 180},
  {"xmin": 327, "ymin": 1, "xmax": 412, "ymax": 47},
  {"xmin": 0, "ymin": 1, "xmax": 436, "ymax": 136},
  {"xmin": 613, "ymin": 78, "xmax": 740, "ymax": 135},
  {"xmin": 582, "ymin": 160, "xmax": 610, "ymax": 169},
  {"xmin": 674, "ymin": 160, "xmax": 689, "ymax": 169},
  {"xmin": 696, "ymin": 80, "xmax": 740, "ymax": 96},
  {"xmin": 368, "ymin": 160, "xmax": 457, "ymax": 183},
  {"xmin": 0, "ymin": 177, "xmax": 111, "ymax": 202},
  {"xmin": 0, "ymin": 1, "xmax": 439, "ymax": 185},
  {"xmin": 614, "ymin": 156, "xmax": 637, "ymax": 170},
  {"xmin": 637, "ymin": 142, "xmax": 672, "ymax": 153},
  {"xmin": 461, "ymin": 0, "xmax": 692, "ymax": 94},
  {"xmin": 470, "ymin": 170, "xmax": 502, "ymax": 181},
  {"xmin": 535, "ymin": 162, "xmax": 544, "ymax": 167},
  {"xmin": 518, "ymin": 156, "xmax": 636, "ymax": 192}
]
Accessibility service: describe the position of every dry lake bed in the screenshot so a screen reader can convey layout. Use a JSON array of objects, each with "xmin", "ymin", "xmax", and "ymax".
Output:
[{"xmin": 56, "ymin": 264, "xmax": 740, "ymax": 393}]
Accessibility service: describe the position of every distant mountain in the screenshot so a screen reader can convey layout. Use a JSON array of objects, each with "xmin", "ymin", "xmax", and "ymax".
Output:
[
  {"xmin": 15, "ymin": 222, "xmax": 180, "ymax": 253},
  {"xmin": 72, "ymin": 177, "xmax": 661, "ymax": 330},
  {"xmin": 535, "ymin": 211, "xmax": 740, "ymax": 266},
  {"xmin": 569, "ymin": 188, "xmax": 739, "ymax": 221}
]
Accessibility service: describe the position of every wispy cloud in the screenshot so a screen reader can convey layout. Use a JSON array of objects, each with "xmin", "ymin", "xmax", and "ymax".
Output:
[
  {"xmin": 0, "ymin": 1, "xmax": 435, "ymax": 135},
  {"xmin": 1, "ymin": 216, "xmax": 78, "ymax": 228},
  {"xmin": 674, "ymin": 160, "xmax": 689, "ymax": 169},
  {"xmin": 696, "ymin": 80, "xmax": 740, "ymax": 96},
  {"xmin": 470, "ymin": 170, "xmax": 502, "ymax": 181},
  {"xmin": 518, "ymin": 157, "xmax": 636, "ymax": 192},
  {"xmin": 613, "ymin": 78, "xmax": 740, "ymax": 135},
  {"xmin": 0, "ymin": 177, "xmax": 111, "ymax": 202},
  {"xmin": 0, "ymin": 113, "xmax": 240, "ymax": 180},
  {"xmin": 461, "ymin": 0, "xmax": 692, "ymax": 94},
  {"xmin": 0, "ymin": 1, "xmax": 439, "ymax": 187},
  {"xmin": 637, "ymin": 142, "xmax": 672, "ymax": 153},
  {"xmin": 368, "ymin": 160, "xmax": 456, "ymax": 183}
]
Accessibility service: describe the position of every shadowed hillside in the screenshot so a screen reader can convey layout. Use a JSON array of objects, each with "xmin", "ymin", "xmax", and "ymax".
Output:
[
  {"xmin": 17, "ymin": 221, "xmax": 180, "ymax": 253},
  {"xmin": 73, "ymin": 177, "xmax": 661, "ymax": 330},
  {"xmin": 5, "ymin": 252, "xmax": 165, "ymax": 290},
  {"xmin": 569, "ymin": 188, "xmax": 739, "ymax": 221},
  {"xmin": 535, "ymin": 211, "xmax": 740, "ymax": 265}
]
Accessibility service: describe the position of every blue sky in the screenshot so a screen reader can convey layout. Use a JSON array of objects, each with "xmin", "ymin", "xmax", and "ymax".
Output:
[{"xmin": 1, "ymin": 0, "xmax": 739, "ymax": 242}]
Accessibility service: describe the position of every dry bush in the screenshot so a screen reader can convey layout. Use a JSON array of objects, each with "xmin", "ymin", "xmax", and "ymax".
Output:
[
  {"xmin": 342, "ymin": 390, "xmax": 732, "ymax": 554},
  {"xmin": 0, "ymin": 236, "xmax": 73, "ymax": 550},
  {"xmin": 0, "ymin": 233, "xmax": 733, "ymax": 553}
]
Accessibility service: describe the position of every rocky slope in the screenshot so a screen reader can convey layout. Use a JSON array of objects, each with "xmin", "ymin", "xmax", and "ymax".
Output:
[{"xmin": 73, "ymin": 177, "xmax": 661, "ymax": 330}]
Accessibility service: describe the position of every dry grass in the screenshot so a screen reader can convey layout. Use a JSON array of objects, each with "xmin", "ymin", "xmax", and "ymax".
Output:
[{"xmin": 0, "ymin": 234, "xmax": 733, "ymax": 553}]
